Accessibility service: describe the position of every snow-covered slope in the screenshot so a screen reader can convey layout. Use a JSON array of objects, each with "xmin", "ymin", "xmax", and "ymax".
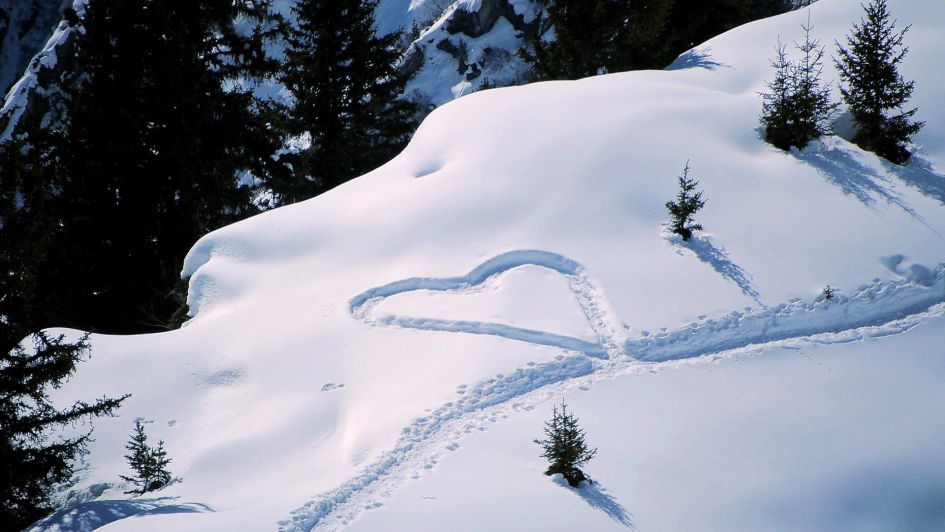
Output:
[{"xmin": 31, "ymin": 0, "xmax": 945, "ymax": 530}]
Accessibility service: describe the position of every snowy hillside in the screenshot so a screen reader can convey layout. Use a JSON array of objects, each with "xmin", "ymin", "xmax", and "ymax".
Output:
[{"xmin": 31, "ymin": 0, "xmax": 945, "ymax": 530}]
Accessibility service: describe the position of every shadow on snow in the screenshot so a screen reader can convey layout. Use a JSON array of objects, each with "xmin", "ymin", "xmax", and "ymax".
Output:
[
  {"xmin": 570, "ymin": 480, "xmax": 635, "ymax": 529},
  {"xmin": 27, "ymin": 499, "xmax": 213, "ymax": 532}
]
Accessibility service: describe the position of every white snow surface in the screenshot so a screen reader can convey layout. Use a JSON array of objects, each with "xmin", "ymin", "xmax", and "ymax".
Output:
[{"xmin": 31, "ymin": 1, "xmax": 945, "ymax": 530}]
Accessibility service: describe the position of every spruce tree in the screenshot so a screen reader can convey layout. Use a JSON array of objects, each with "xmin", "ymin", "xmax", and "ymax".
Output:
[
  {"xmin": 761, "ymin": 19, "xmax": 837, "ymax": 151},
  {"xmin": 523, "ymin": 0, "xmax": 673, "ymax": 80},
  {"xmin": 120, "ymin": 420, "xmax": 173, "ymax": 495},
  {"xmin": 666, "ymin": 0, "xmax": 755, "ymax": 52},
  {"xmin": 665, "ymin": 162, "xmax": 706, "ymax": 241},
  {"xmin": 0, "ymin": 333, "xmax": 128, "ymax": 530},
  {"xmin": 278, "ymin": 0, "xmax": 418, "ymax": 204},
  {"xmin": 524, "ymin": 0, "xmax": 792, "ymax": 81},
  {"xmin": 534, "ymin": 401, "xmax": 597, "ymax": 487},
  {"xmin": 760, "ymin": 40, "xmax": 796, "ymax": 150},
  {"xmin": 835, "ymin": 0, "xmax": 923, "ymax": 164},
  {"xmin": 0, "ymin": 0, "xmax": 289, "ymax": 337}
]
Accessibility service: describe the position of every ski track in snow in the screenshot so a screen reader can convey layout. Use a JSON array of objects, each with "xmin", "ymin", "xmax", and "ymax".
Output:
[{"xmin": 283, "ymin": 251, "xmax": 945, "ymax": 531}]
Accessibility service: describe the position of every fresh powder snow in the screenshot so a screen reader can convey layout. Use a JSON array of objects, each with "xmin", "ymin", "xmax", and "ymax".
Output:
[{"xmin": 28, "ymin": 0, "xmax": 945, "ymax": 530}]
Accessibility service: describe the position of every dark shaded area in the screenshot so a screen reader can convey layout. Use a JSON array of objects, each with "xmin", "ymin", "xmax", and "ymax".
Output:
[{"xmin": 523, "ymin": 0, "xmax": 793, "ymax": 80}]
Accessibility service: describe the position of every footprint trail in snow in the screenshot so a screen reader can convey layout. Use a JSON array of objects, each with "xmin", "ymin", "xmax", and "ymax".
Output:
[{"xmin": 283, "ymin": 250, "xmax": 945, "ymax": 531}]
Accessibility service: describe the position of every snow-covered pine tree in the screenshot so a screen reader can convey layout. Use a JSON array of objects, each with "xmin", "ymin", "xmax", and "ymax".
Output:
[
  {"xmin": 0, "ymin": 333, "xmax": 128, "ymax": 529},
  {"xmin": 760, "ymin": 18, "xmax": 836, "ymax": 151},
  {"xmin": 534, "ymin": 401, "xmax": 597, "ymax": 487},
  {"xmin": 121, "ymin": 420, "xmax": 173, "ymax": 495},
  {"xmin": 665, "ymin": 162, "xmax": 706, "ymax": 241},
  {"xmin": 835, "ymin": 0, "xmax": 924, "ymax": 164},
  {"xmin": 278, "ymin": 0, "xmax": 418, "ymax": 204}
]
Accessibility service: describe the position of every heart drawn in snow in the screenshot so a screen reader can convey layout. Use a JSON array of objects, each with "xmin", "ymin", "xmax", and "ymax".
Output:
[{"xmin": 348, "ymin": 250, "xmax": 618, "ymax": 358}]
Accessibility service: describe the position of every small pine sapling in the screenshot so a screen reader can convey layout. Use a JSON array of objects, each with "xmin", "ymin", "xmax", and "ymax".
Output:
[
  {"xmin": 120, "ymin": 420, "xmax": 172, "ymax": 495},
  {"xmin": 534, "ymin": 400, "xmax": 597, "ymax": 487},
  {"xmin": 665, "ymin": 161, "xmax": 706, "ymax": 241}
]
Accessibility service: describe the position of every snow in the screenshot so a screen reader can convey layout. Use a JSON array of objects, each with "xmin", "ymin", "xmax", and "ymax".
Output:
[
  {"xmin": 402, "ymin": 1, "xmax": 540, "ymax": 107},
  {"xmin": 28, "ymin": 0, "xmax": 945, "ymax": 530},
  {"xmin": 345, "ymin": 310, "xmax": 945, "ymax": 532}
]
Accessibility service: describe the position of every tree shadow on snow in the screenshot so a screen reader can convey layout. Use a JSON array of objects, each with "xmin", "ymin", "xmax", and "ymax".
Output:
[
  {"xmin": 889, "ymin": 156, "xmax": 945, "ymax": 207},
  {"xmin": 26, "ymin": 499, "xmax": 213, "ymax": 532},
  {"xmin": 793, "ymin": 140, "xmax": 932, "ymax": 225},
  {"xmin": 667, "ymin": 48, "xmax": 728, "ymax": 71},
  {"xmin": 673, "ymin": 233, "xmax": 763, "ymax": 304},
  {"xmin": 571, "ymin": 480, "xmax": 636, "ymax": 529}
]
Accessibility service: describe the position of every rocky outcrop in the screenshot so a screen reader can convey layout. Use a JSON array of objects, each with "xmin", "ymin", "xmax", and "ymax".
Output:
[{"xmin": 445, "ymin": 0, "xmax": 533, "ymax": 38}]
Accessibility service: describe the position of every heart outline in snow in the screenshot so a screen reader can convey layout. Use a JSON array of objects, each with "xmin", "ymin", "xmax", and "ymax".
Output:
[{"xmin": 348, "ymin": 250, "xmax": 616, "ymax": 358}]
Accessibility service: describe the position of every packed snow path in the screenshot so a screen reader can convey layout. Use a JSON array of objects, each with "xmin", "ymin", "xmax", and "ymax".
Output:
[
  {"xmin": 283, "ymin": 251, "xmax": 945, "ymax": 531},
  {"xmin": 349, "ymin": 250, "xmax": 627, "ymax": 359}
]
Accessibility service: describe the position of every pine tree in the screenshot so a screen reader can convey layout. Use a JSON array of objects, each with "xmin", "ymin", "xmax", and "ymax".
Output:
[
  {"xmin": 835, "ymin": 0, "xmax": 923, "ymax": 164},
  {"xmin": 120, "ymin": 420, "xmax": 173, "ymax": 495},
  {"xmin": 666, "ymin": 0, "xmax": 755, "ymax": 52},
  {"xmin": 761, "ymin": 19, "xmax": 837, "ymax": 151},
  {"xmin": 534, "ymin": 400, "xmax": 597, "ymax": 487},
  {"xmin": 523, "ymin": 0, "xmax": 673, "ymax": 80},
  {"xmin": 0, "ymin": 0, "xmax": 289, "ymax": 337},
  {"xmin": 523, "ymin": 0, "xmax": 793, "ymax": 81},
  {"xmin": 0, "ymin": 332, "xmax": 128, "ymax": 529},
  {"xmin": 278, "ymin": 0, "xmax": 418, "ymax": 204},
  {"xmin": 665, "ymin": 162, "xmax": 706, "ymax": 241},
  {"xmin": 760, "ymin": 39, "xmax": 796, "ymax": 149}
]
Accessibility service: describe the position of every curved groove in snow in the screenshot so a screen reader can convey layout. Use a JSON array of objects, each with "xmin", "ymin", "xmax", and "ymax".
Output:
[{"xmin": 348, "ymin": 250, "xmax": 624, "ymax": 359}]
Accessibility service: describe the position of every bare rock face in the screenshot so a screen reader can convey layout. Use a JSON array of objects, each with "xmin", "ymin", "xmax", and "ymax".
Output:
[
  {"xmin": 0, "ymin": 0, "xmax": 69, "ymax": 95},
  {"xmin": 445, "ymin": 0, "xmax": 530, "ymax": 38}
]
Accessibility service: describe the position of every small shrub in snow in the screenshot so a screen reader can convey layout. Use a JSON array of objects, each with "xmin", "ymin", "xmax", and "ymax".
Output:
[
  {"xmin": 760, "ymin": 18, "xmax": 837, "ymax": 151},
  {"xmin": 121, "ymin": 420, "xmax": 173, "ymax": 495},
  {"xmin": 535, "ymin": 400, "xmax": 597, "ymax": 487},
  {"xmin": 835, "ymin": 0, "xmax": 923, "ymax": 164},
  {"xmin": 665, "ymin": 161, "xmax": 706, "ymax": 241}
]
